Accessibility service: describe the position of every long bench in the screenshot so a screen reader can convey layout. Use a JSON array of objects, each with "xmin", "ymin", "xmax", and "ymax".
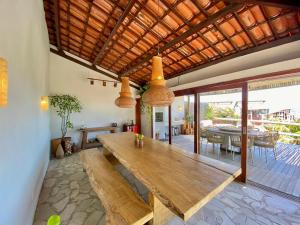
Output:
[{"xmin": 80, "ymin": 149, "xmax": 153, "ymax": 225}]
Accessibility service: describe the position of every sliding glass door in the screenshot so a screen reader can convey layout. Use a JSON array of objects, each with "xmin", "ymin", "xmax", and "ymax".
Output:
[{"xmin": 198, "ymin": 88, "xmax": 243, "ymax": 167}]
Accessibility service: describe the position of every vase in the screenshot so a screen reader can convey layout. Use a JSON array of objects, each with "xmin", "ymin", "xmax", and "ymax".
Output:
[
  {"xmin": 56, "ymin": 144, "xmax": 64, "ymax": 159},
  {"xmin": 136, "ymin": 139, "xmax": 140, "ymax": 147},
  {"xmin": 64, "ymin": 138, "xmax": 72, "ymax": 153},
  {"xmin": 139, "ymin": 140, "xmax": 144, "ymax": 148},
  {"xmin": 61, "ymin": 137, "xmax": 72, "ymax": 152}
]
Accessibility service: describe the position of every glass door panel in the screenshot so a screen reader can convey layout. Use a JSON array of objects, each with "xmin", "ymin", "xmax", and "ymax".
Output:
[
  {"xmin": 171, "ymin": 95, "xmax": 194, "ymax": 153},
  {"xmin": 199, "ymin": 88, "xmax": 242, "ymax": 167}
]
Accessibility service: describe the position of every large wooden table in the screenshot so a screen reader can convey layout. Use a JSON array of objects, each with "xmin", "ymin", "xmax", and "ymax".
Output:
[{"xmin": 97, "ymin": 132, "xmax": 241, "ymax": 224}]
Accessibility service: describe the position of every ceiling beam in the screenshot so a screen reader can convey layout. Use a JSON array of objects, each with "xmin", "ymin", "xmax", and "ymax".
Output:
[
  {"xmin": 50, "ymin": 48, "xmax": 140, "ymax": 89},
  {"xmin": 120, "ymin": 3, "xmax": 243, "ymax": 77},
  {"xmin": 225, "ymin": 0, "xmax": 300, "ymax": 8},
  {"xmin": 93, "ymin": 0, "xmax": 137, "ymax": 65},
  {"xmin": 53, "ymin": 0, "xmax": 63, "ymax": 53},
  {"xmin": 167, "ymin": 33, "xmax": 300, "ymax": 80}
]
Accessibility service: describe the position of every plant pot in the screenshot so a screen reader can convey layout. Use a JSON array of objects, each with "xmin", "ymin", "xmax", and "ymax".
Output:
[
  {"xmin": 61, "ymin": 137, "xmax": 72, "ymax": 153},
  {"xmin": 51, "ymin": 137, "xmax": 72, "ymax": 157},
  {"xmin": 56, "ymin": 144, "xmax": 64, "ymax": 159},
  {"xmin": 51, "ymin": 138, "xmax": 62, "ymax": 157}
]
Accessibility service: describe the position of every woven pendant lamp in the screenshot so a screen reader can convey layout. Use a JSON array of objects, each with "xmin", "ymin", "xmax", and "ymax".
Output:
[
  {"xmin": 0, "ymin": 58, "xmax": 8, "ymax": 107},
  {"xmin": 115, "ymin": 77, "xmax": 136, "ymax": 108},
  {"xmin": 143, "ymin": 55, "xmax": 174, "ymax": 106}
]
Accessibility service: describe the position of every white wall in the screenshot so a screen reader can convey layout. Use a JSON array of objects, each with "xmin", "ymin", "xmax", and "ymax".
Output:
[
  {"xmin": 49, "ymin": 53, "xmax": 135, "ymax": 145},
  {"xmin": 0, "ymin": 1, "xmax": 50, "ymax": 225}
]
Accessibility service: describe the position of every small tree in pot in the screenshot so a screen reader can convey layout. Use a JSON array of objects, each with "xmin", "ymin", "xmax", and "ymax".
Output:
[{"xmin": 49, "ymin": 94, "xmax": 82, "ymax": 154}]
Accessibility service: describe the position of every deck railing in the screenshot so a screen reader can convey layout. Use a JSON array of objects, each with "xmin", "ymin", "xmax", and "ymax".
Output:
[{"xmin": 213, "ymin": 117, "xmax": 300, "ymax": 137}]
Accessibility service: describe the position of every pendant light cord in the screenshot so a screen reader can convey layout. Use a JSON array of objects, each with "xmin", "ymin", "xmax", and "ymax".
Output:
[{"xmin": 157, "ymin": 0, "xmax": 160, "ymax": 55}]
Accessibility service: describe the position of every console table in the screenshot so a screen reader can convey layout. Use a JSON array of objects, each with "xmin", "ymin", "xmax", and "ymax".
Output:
[{"xmin": 79, "ymin": 126, "xmax": 116, "ymax": 149}]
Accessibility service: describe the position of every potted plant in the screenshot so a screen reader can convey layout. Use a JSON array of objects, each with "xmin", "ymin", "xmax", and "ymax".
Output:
[{"xmin": 49, "ymin": 94, "xmax": 82, "ymax": 156}]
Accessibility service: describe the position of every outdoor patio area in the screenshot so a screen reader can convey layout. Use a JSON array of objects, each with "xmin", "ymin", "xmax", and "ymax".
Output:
[{"xmin": 172, "ymin": 135, "xmax": 300, "ymax": 199}]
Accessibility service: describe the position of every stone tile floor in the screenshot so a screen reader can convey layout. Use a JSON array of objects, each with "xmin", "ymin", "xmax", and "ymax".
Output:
[{"xmin": 34, "ymin": 153, "xmax": 300, "ymax": 225}]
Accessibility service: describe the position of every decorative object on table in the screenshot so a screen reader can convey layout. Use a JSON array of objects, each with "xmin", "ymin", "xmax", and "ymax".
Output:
[
  {"xmin": 111, "ymin": 122, "xmax": 117, "ymax": 127},
  {"xmin": 115, "ymin": 77, "xmax": 136, "ymax": 108},
  {"xmin": 49, "ymin": 94, "xmax": 82, "ymax": 151},
  {"xmin": 47, "ymin": 215, "xmax": 60, "ymax": 225},
  {"xmin": 0, "ymin": 57, "xmax": 8, "ymax": 107},
  {"xmin": 135, "ymin": 133, "xmax": 144, "ymax": 148},
  {"xmin": 40, "ymin": 96, "xmax": 49, "ymax": 111},
  {"xmin": 56, "ymin": 144, "xmax": 64, "ymax": 159}
]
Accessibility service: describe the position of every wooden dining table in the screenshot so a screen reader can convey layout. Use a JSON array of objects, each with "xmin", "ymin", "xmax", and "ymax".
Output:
[
  {"xmin": 97, "ymin": 132, "xmax": 241, "ymax": 225},
  {"xmin": 205, "ymin": 127, "xmax": 263, "ymax": 152}
]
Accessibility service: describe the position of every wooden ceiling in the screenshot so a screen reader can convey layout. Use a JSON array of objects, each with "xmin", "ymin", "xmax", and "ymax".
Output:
[{"xmin": 44, "ymin": 0, "xmax": 300, "ymax": 86}]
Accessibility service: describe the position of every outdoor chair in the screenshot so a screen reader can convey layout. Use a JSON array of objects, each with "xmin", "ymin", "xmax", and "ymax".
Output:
[
  {"xmin": 230, "ymin": 135, "xmax": 254, "ymax": 164},
  {"xmin": 200, "ymin": 128, "xmax": 208, "ymax": 152},
  {"xmin": 254, "ymin": 131, "xmax": 280, "ymax": 163},
  {"xmin": 206, "ymin": 132, "xmax": 225, "ymax": 160}
]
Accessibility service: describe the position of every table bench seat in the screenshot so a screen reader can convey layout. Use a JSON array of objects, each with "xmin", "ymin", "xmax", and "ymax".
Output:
[{"xmin": 80, "ymin": 149, "xmax": 153, "ymax": 225}]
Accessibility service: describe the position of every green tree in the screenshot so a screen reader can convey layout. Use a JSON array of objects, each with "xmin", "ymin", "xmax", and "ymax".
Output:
[
  {"xmin": 49, "ymin": 94, "xmax": 82, "ymax": 139},
  {"xmin": 204, "ymin": 105, "xmax": 215, "ymax": 120}
]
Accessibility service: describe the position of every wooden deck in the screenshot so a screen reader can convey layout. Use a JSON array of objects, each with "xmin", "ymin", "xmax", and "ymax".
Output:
[{"xmin": 172, "ymin": 135, "xmax": 300, "ymax": 199}]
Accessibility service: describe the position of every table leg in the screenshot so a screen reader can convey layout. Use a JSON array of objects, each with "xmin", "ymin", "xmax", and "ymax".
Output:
[{"xmin": 148, "ymin": 192, "xmax": 174, "ymax": 225}]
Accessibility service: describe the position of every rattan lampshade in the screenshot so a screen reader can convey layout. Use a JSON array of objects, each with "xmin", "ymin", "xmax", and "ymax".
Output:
[
  {"xmin": 143, "ymin": 55, "xmax": 174, "ymax": 107},
  {"xmin": 115, "ymin": 77, "xmax": 136, "ymax": 108},
  {"xmin": 0, "ymin": 58, "xmax": 8, "ymax": 107}
]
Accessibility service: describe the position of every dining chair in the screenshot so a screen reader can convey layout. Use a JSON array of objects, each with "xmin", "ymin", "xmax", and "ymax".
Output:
[
  {"xmin": 230, "ymin": 135, "xmax": 254, "ymax": 164},
  {"xmin": 253, "ymin": 131, "xmax": 280, "ymax": 163},
  {"xmin": 200, "ymin": 128, "xmax": 208, "ymax": 153},
  {"xmin": 206, "ymin": 132, "xmax": 225, "ymax": 160}
]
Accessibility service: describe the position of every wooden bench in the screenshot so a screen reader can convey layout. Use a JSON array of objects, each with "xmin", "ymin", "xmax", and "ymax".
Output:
[{"xmin": 80, "ymin": 149, "xmax": 153, "ymax": 225}]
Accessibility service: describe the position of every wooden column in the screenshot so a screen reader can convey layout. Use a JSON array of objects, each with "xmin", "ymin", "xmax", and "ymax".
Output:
[
  {"xmin": 135, "ymin": 98, "xmax": 141, "ymax": 133},
  {"xmin": 168, "ymin": 105, "xmax": 172, "ymax": 144},
  {"xmin": 194, "ymin": 93, "xmax": 199, "ymax": 154},
  {"xmin": 151, "ymin": 106, "xmax": 154, "ymax": 139},
  {"xmin": 240, "ymin": 83, "xmax": 248, "ymax": 182}
]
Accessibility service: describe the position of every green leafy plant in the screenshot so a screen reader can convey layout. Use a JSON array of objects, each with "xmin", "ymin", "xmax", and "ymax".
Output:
[
  {"xmin": 47, "ymin": 215, "xmax": 60, "ymax": 225},
  {"xmin": 138, "ymin": 84, "xmax": 150, "ymax": 114},
  {"xmin": 204, "ymin": 105, "xmax": 240, "ymax": 120},
  {"xmin": 49, "ymin": 94, "xmax": 82, "ymax": 139},
  {"xmin": 204, "ymin": 105, "xmax": 215, "ymax": 120}
]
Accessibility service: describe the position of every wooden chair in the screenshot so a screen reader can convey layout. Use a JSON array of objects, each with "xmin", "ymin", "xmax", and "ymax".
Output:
[
  {"xmin": 254, "ymin": 132, "xmax": 280, "ymax": 163},
  {"xmin": 80, "ymin": 149, "xmax": 153, "ymax": 225},
  {"xmin": 206, "ymin": 132, "xmax": 225, "ymax": 160}
]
